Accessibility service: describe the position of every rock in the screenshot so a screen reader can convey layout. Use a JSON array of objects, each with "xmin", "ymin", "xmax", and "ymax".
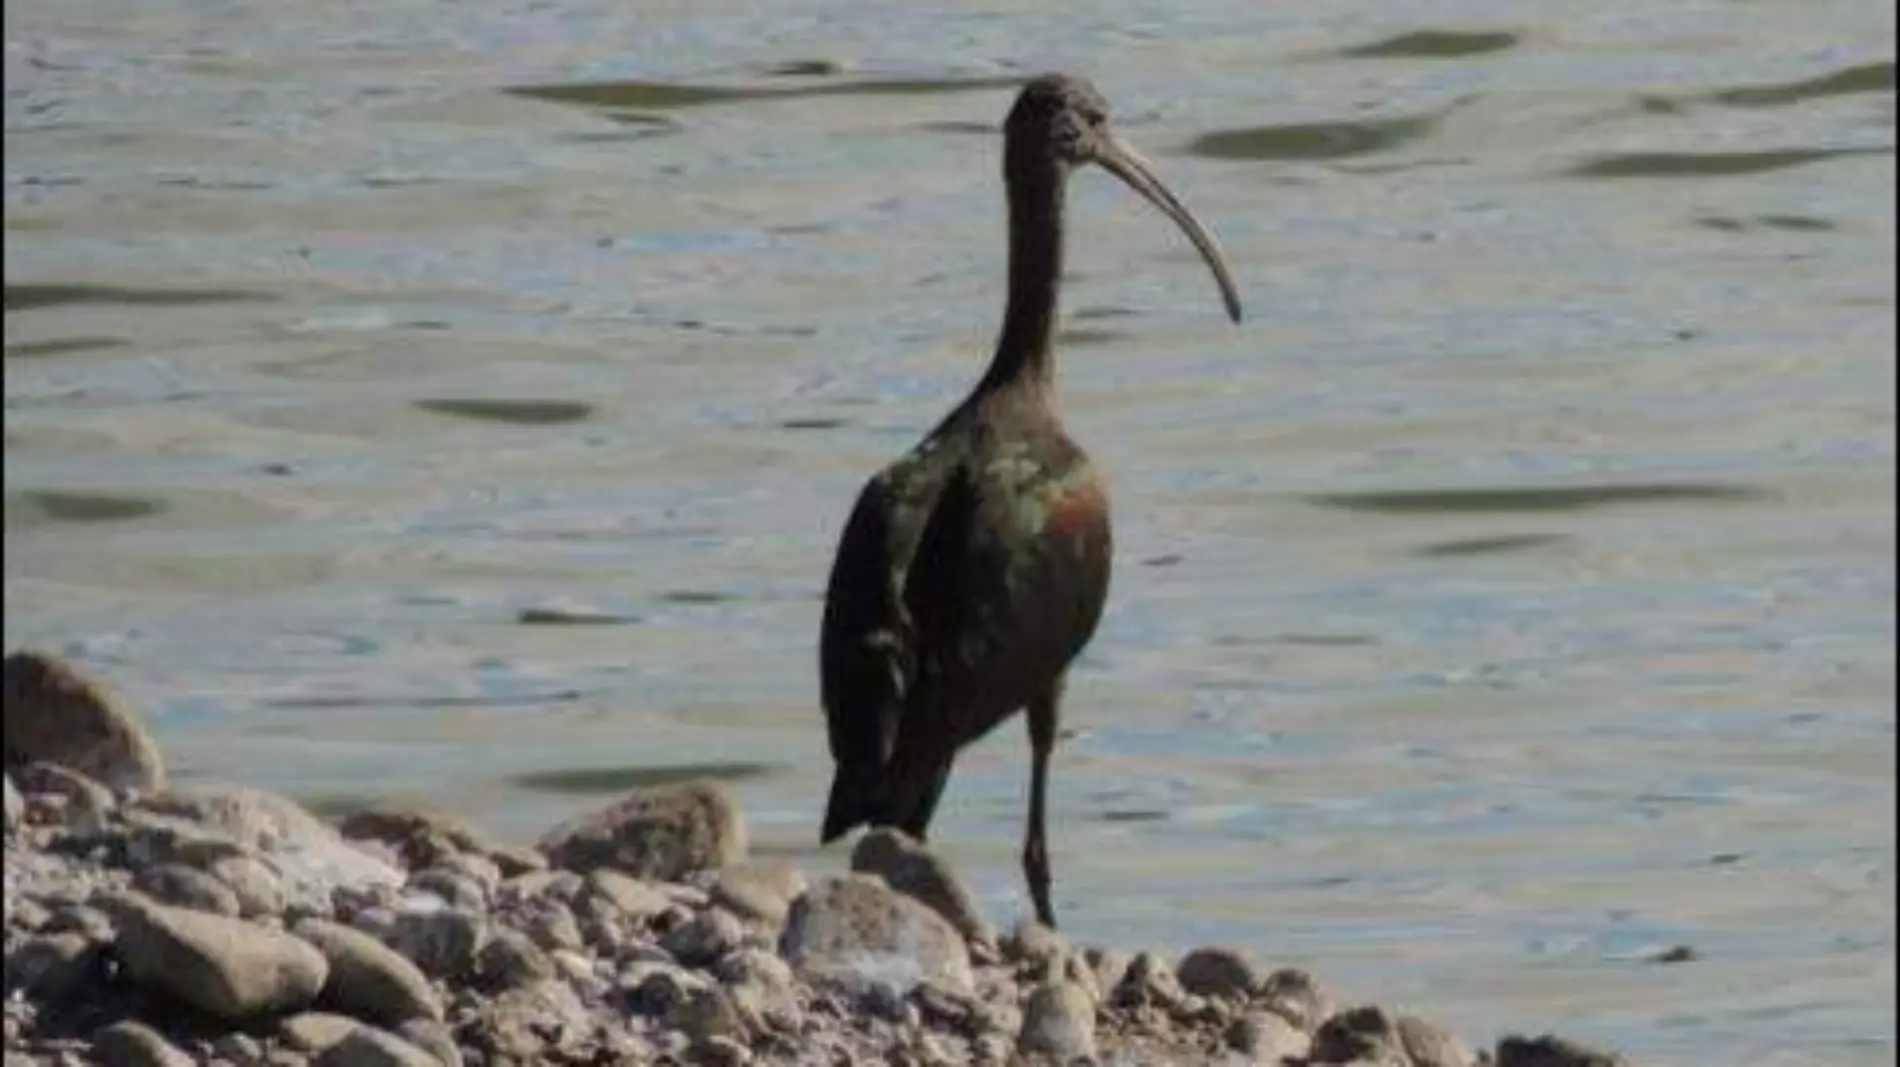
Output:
[
  {"xmin": 1257, "ymin": 967, "xmax": 1333, "ymax": 1033},
  {"xmin": 115, "ymin": 898, "xmax": 329, "ymax": 1020},
  {"xmin": 43, "ymin": 902, "xmax": 115, "ymax": 942},
  {"xmin": 132, "ymin": 863, "xmax": 244, "ymax": 917},
  {"xmin": 511, "ymin": 899, "xmax": 583, "ymax": 954},
  {"xmin": 294, "ymin": 917, "xmax": 443, "ymax": 1024},
  {"xmin": 4, "ymin": 932, "xmax": 100, "ymax": 1003},
  {"xmin": 1496, "ymin": 1034, "xmax": 1632, "ymax": 1067},
  {"xmin": 393, "ymin": 1017, "xmax": 462, "ymax": 1067},
  {"xmin": 622, "ymin": 961, "xmax": 710, "ymax": 1018},
  {"xmin": 1176, "ymin": 945, "xmax": 1259, "ymax": 1000},
  {"xmin": 850, "ymin": 829, "xmax": 995, "ymax": 957},
  {"xmin": 1017, "ymin": 979, "xmax": 1096, "ymax": 1060},
  {"xmin": 461, "ymin": 979, "xmax": 589, "ymax": 1064},
  {"xmin": 1398, "ymin": 1013, "xmax": 1476, "ymax": 1067},
  {"xmin": 583, "ymin": 870, "xmax": 671, "ymax": 922},
  {"xmin": 780, "ymin": 874, "xmax": 973, "ymax": 997},
  {"xmin": 707, "ymin": 858, "xmax": 808, "ymax": 926},
  {"xmin": 3, "ymin": 773, "xmax": 22, "ymax": 830},
  {"xmin": 1002, "ymin": 918, "xmax": 1067, "ymax": 972},
  {"xmin": 407, "ymin": 868, "xmax": 486, "ymax": 912},
  {"xmin": 474, "ymin": 926, "xmax": 555, "ymax": 992},
  {"xmin": 91, "ymin": 1019, "xmax": 195, "ymax": 1067},
  {"xmin": 663, "ymin": 906, "xmax": 748, "ymax": 967},
  {"xmin": 208, "ymin": 854, "xmax": 288, "ymax": 918},
  {"xmin": 692, "ymin": 1034, "xmax": 753, "ymax": 1067},
  {"xmin": 1112, "ymin": 951, "xmax": 1189, "ymax": 1012},
  {"xmin": 312, "ymin": 1025, "xmax": 440, "ymax": 1067},
  {"xmin": 1312, "ymin": 1005, "xmax": 1409, "ymax": 1064},
  {"xmin": 713, "ymin": 947, "xmax": 795, "ymax": 993},
  {"xmin": 213, "ymin": 1032, "xmax": 267, "ymax": 1062},
  {"xmin": 382, "ymin": 906, "xmax": 486, "ymax": 981},
  {"xmin": 536, "ymin": 780, "xmax": 745, "ymax": 881},
  {"xmin": 1226, "ymin": 1010, "xmax": 1310, "ymax": 1062},
  {"xmin": 1, "ymin": 650, "xmax": 165, "ymax": 791},
  {"xmin": 334, "ymin": 804, "xmax": 528, "ymax": 877},
  {"xmin": 500, "ymin": 869, "xmax": 584, "ymax": 907},
  {"xmin": 280, "ymin": 1012, "xmax": 362, "ymax": 1054},
  {"xmin": 12, "ymin": 761, "xmax": 116, "ymax": 828},
  {"xmin": 666, "ymin": 986, "xmax": 745, "ymax": 1041}
]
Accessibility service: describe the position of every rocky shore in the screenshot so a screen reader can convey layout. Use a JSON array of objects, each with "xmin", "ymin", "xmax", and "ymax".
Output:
[{"xmin": 3, "ymin": 650, "xmax": 1631, "ymax": 1067}]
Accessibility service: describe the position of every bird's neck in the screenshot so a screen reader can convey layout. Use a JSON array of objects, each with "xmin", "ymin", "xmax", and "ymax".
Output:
[{"xmin": 977, "ymin": 159, "xmax": 1066, "ymax": 395}]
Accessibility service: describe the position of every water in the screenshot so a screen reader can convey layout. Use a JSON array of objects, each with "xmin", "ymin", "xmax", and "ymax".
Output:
[{"xmin": 5, "ymin": 1, "xmax": 1893, "ymax": 1062}]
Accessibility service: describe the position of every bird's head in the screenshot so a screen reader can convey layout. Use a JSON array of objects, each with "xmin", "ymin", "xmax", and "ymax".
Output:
[{"xmin": 1004, "ymin": 73, "xmax": 1243, "ymax": 323}]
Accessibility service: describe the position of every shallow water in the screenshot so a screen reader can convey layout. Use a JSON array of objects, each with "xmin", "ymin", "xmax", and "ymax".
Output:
[{"xmin": 5, "ymin": 1, "xmax": 1894, "ymax": 1062}]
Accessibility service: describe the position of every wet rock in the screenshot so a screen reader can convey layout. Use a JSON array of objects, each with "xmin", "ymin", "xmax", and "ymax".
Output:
[
  {"xmin": 582, "ymin": 870, "xmax": 671, "ymax": 922},
  {"xmin": 663, "ymin": 906, "xmax": 748, "ymax": 967},
  {"xmin": 1227, "ymin": 1009, "xmax": 1311, "ymax": 1062},
  {"xmin": 780, "ymin": 874, "xmax": 973, "ymax": 997},
  {"xmin": 4, "ymin": 932, "xmax": 100, "ymax": 1003},
  {"xmin": 708, "ymin": 858, "xmax": 808, "ymax": 926},
  {"xmin": 536, "ymin": 780, "xmax": 746, "ymax": 881},
  {"xmin": 91, "ymin": 1019, "xmax": 195, "ymax": 1067},
  {"xmin": 116, "ymin": 898, "xmax": 328, "ymax": 1020},
  {"xmin": 1177, "ymin": 945, "xmax": 1259, "ymax": 1000},
  {"xmin": 2, "ymin": 650, "xmax": 165, "ymax": 791},
  {"xmin": 295, "ymin": 917, "xmax": 443, "ymax": 1024},
  {"xmin": 279, "ymin": 1012, "xmax": 362, "ymax": 1055},
  {"xmin": 850, "ymin": 828, "xmax": 995, "ymax": 957},
  {"xmin": 382, "ymin": 906, "xmax": 485, "ymax": 982},
  {"xmin": 1017, "ymin": 979, "xmax": 1096, "ymax": 1060},
  {"xmin": 1496, "ymin": 1034, "xmax": 1632, "ymax": 1067},
  {"xmin": 208, "ymin": 854, "xmax": 288, "ymax": 919},
  {"xmin": 1257, "ymin": 967, "xmax": 1333, "ymax": 1033},
  {"xmin": 1398, "ymin": 1013, "xmax": 1476, "ymax": 1067},
  {"xmin": 132, "ymin": 862, "xmax": 243, "ymax": 916},
  {"xmin": 474, "ymin": 926, "xmax": 555, "ymax": 992},
  {"xmin": 312, "ymin": 1024, "xmax": 440, "ymax": 1067}
]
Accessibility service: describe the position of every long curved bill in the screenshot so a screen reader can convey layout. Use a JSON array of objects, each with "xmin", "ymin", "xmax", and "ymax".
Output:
[{"xmin": 1094, "ymin": 133, "xmax": 1244, "ymax": 324}]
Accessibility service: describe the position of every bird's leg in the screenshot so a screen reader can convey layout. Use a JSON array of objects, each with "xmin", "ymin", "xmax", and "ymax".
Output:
[{"xmin": 1023, "ymin": 678, "xmax": 1063, "ymax": 929}]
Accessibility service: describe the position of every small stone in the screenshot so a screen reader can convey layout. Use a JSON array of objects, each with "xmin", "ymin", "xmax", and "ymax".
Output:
[
  {"xmin": 851, "ymin": 829, "xmax": 996, "ymax": 958},
  {"xmin": 312, "ymin": 1025, "xmax": 440, "ymax": 1067},
  {"xmin": 116, "ymin": 898, "xmax": 328, "ymax": 1020},
  {"xmin": 393, "ymin": 1017, "xmax": 462, "ymax": 1067},
  {"xmin": 133, "ymin": 863, "xmax": 244, "ymax": 916},
  {"xmin": 474, "ymin": 926, "xmax": 555, "ymax": 992},
  {"xmin": 279, "ymin": 1012, "xmax": 363, "ymax": 1054},
  {"xmin": 1176, "ymin": 945, "xmax": 1258, "ymax": 1000},
  {"xmin": 4, "ymin": 932, "xmax": 100, "ymax": 1003},
  {"xmin": 1257, "ymin": 967, "xmax": 1333, "ymax": 1033},
  {"xmin": 213, "ymin": 1032, "xmax": 265, "ymax": 1062},
  {"xmin": 383, "ymin": 906, "xmax": 486, "ymax": 981},
  {"xmin": 1313, "ymin": 1004, "xmax": 1407, "ymax": 1064},
  {"xmin": 13, "ymin": 761, "xmax": 116, "ymax": 827},
  {"xmin": 8, "ymin": 896, "xmax": 51, "ymax": 932},
  {"xmin": 1112, "ymin": 951, "xmax": 1189, "ymax": 1012},
  {"xmin": 621, "ymin": 961, "xmax": 709, "ymax": 1017},
  {"xmin": 43, "ymin": 902, "xmax": 115, "ymax": 942},
  {"xmin": 513, "ymin": 899, "xmax": 583, "ymax": 953},
  {"xmin": 779, "ymin": 874, "xmax": 973, "ymax": 996},
  {"xmin": 536, "ymin": 780, "xmax": 746, "ymax": 881},
  {"xmin": 662, "ymin": 906, "xmax": 747, "ymax": 967},
  {"xmin": 1003, "ymin": 918, "xmax": 1067, "ymax": 972},
  {"xmin": 1017, "ymin": 979, "xmax": 1096, "ymax": 1060},
  {"xmin": 583, "ymin": 870, "xmax": 670, "ymax": 921},
  {"xmin": 692, "ymin": 1034, "xmax": 753, "ymax": 1067},
  {"xmin": 295, "ymin": 917, "xmax": 444, "ymax": 1024},
  {"xmin": 708, "ymin": 859, "xmax": 807, "ymax": 926},
  {"xmin": 208, "ymin": 854, "xmax": 288, "ymax": 919},
  {"xmin": 667, "ymin": 986, "xmax": 745, "ymax": 1041},
  {"xmin": 433, "ymin": 851, "xmax": 503, "ymax": 893},
  {"xmin": 500, "ymin": 868, "xmax": 583, "ymax": 906},
  {"xmin": 2, "ymin": 650, "xmax": 165, "ymax": 791},
  {"xmin": 1496, "ymin": 1034, "xmax": 1632, "ymax": 1067},
  {"xmin": 1083, "ymin": 945, "xmax": 1129, "ymax": 998},
  {"xmin": 712, "ymin": 947, "xmax": 795, "ymax": 993},
  {"xmin": 92, "ymin": 1020, "xmax": 195, "ymax": 1067},
  {"xmin": 1227, "ymin": 1011, "xmax": 1310, "ymax": 1062},
  {"xmin": 1398, "ymin": 1013, "xmax": 1476, "ymax": 1067},
  {"xmin": 334, "ymin": 804, "xmax": 511, "ymax": 875},
  {"xmin": 407, "ymin": 868, "xmax": 486, "ymax": 912}
]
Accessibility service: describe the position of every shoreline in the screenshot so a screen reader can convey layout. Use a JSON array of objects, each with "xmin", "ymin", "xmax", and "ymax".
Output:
[{"xmin": 3, "ymin": 650, "xmax": 1629, "ymax": 1066}]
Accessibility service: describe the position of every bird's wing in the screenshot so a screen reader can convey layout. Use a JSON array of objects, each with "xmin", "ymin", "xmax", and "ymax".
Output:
[{"xmin": 818, "ymin": 472, "xmax": 919, "ymax": 782}]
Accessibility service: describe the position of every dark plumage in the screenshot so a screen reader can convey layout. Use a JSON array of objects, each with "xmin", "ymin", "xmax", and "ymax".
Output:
[{"xmin": 817, "ymin": 73, "xmax": 1242, "ymax": 928}]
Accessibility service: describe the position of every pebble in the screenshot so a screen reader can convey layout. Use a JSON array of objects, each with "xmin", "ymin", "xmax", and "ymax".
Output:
[
  {"xmin": 91, "ymin": 1019, "xmax": 195, "ymax": 1067},
  {"xmin": 383, "ymin": 906, "xmax": 486, "ymax": 981},
  {"xmin": 1176, "ymin": 945, "xmax": 1258, "ymax": 1000},
  {"xmin": 116, "ymin": 898, "xmax": 329, "ymax": 1020},
  {"xmin": 294, "ymin": 917, "xmax": 444, "ymax": 1024},
  {"xmin": 536, "ymin": 780, "xmax": 746, "ymax": 882},
  {"xmin": 849, "ymin": 829, "xmax": 995, "ymax": 956},
  {"xmin": 780, "ymin": 874, "xmax": 974, "ymax": 997},
  {"xmin": 311, "ymin": 1024, "xmax": 440, "ymax": 1067},
  {"xmin": 1017, "ymin": 979, "xmax": 1097, "ymax": 1060},
  {"xmin": 132, "ymin": 862, "xmax": 243, "ymax": 916}
]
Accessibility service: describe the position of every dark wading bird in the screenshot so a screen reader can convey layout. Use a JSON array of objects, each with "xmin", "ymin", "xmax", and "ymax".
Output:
[{"xmin": 818, "ymin": 73, "xmax": 1242, "ymax": 928}]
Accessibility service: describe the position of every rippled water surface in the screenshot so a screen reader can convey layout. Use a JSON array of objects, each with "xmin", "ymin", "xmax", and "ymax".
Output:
[{"xmin": 6, "ymin": 2, "xmax": 1894, "ymax": 1062}]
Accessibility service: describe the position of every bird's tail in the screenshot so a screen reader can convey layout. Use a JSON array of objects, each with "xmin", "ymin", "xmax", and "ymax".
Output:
[{"xmin": 820, "ymin": 767, "xmax": 881, "ymax": 844}]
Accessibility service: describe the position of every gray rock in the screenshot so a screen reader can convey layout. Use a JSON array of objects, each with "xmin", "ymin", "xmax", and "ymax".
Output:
[
  {"xmin": 116, "ymin": 898, "xmax": 328, "ymax": 1020},
  {"xmin": 621, "ymin": 960, "xmax": 709, "ymax": 1017},
  {"xmin": 294, "ymin": 917, "xmax": 443, "ymax": 1024},
  {"xmin": 1257, "ymin": 967, "xmax": 1333, "ymax": 1034},
  {"xmin": 133, "ymin": 863, "xmax": 243, "ymax": 916},
  {"xmin": 382, "ymin": 906, "xmax": 486, "ymax": 981},
  {"xmin": 582, "ymin": 870, "xmax": 670, "ymax": 922},
  {"xmin": 692, "ymin": 1034, "xmax": 753, "ymax": 1067},
  {"xmin": 312, "ymin": 1025, "xmax": 440, "ymax": 1067},
  {"xmin": 208, "ymin": 854, "xmax": 288, "ymax": 919},
  {"xmin": 2, "ymin": 650, "xmax": 165, "ymax": 791},
  {"xmin": 460, "ymin": 979, "xmax": 589, "ymax": 1064},
  {"xmin": 1398, "ymin": 1013, "xmax": 1476, "ymax": 1067},
  {"xmin": 406, "ymin": 868, "xmax": 486, "ymax": 912},
  {"xmin": 3, "ymin": 773, "xmax": 21, "ymax": 830},
  {"xmin": 91, "ymin": 1019, "xmax": 195, "ymax": 1067},
  {"xmin": 1017, "ymin": 979, "xmax": 1096, "ymax": 1060},
  {"xmin": 1176, "ymin": 945, "xmax": 1258, "ymax": 1000},
  {"xmin": 850, "ymin": 829, "xmax": 995, "ymax": 958},
  {"xmin": 536, "ymin": 780, "xmax": 746, "ymax": 881},
  {"xmin": 334, "ymin": 804, "xmax": 534, "ymax": 878},
  {"xmin": 1112, "ymin": 951, "xmax": 1189, "ymax": 1012},
  {"xmin": 1226, "ymin": 1010, "xmax": 1310, "ymax": 1062},
  {"xmin": 712, "ymin": 947, "xmax": 795, "ymax": 992},
  {"xmin": 4, "ymin": 932, "xmax": 99, "ymax": 1003},
  {"xmin": 662, "ymin": 906, "xmax": 747, "ymax": 967},
  {"xmin": 707, "ymin": 859, "xmax": 807, "ymax": 926},
  {"xmin": 1495, "ymin": 1034, "xmax": 1632, "ymax": 1067},
  {"xmin": 511, "ymin": 899, "xmax": 583, "ymax": 954},
  {"xmin": 213, "ymin": 1032, "xmax": 266, "ymax": 1063},
  {"xmin": 279, "ymin": 1012, "xmax": 363, "ymax": 1054},
  {"xmin": 499, "ymin": 868, "xmax": 583, "ymax": 907},
  {"xmin": 474, "ymin": 926, "xmax": 554, "ymax": 992},
  {"xmin": 779, "ymin": 874, "xmax": 973, "ymax": 997},
  {"xmin": 666, "ymin": 986, "xmax": 745, "ymax": 1042},
  {"xmin": 12, "ymin": 762, "xmax": 116, "ymax": 829},
  {"xmin": 393, "ymin": 1017, "xmax": 462, "ymax": 1067},
  {"xmin": 1312, "ymin": 1004, "xmax": 1410, "ymax": 1064},
  {"xmin": 1002, "ymin": 918, "xmax": 1067, "ymax": 973}
]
